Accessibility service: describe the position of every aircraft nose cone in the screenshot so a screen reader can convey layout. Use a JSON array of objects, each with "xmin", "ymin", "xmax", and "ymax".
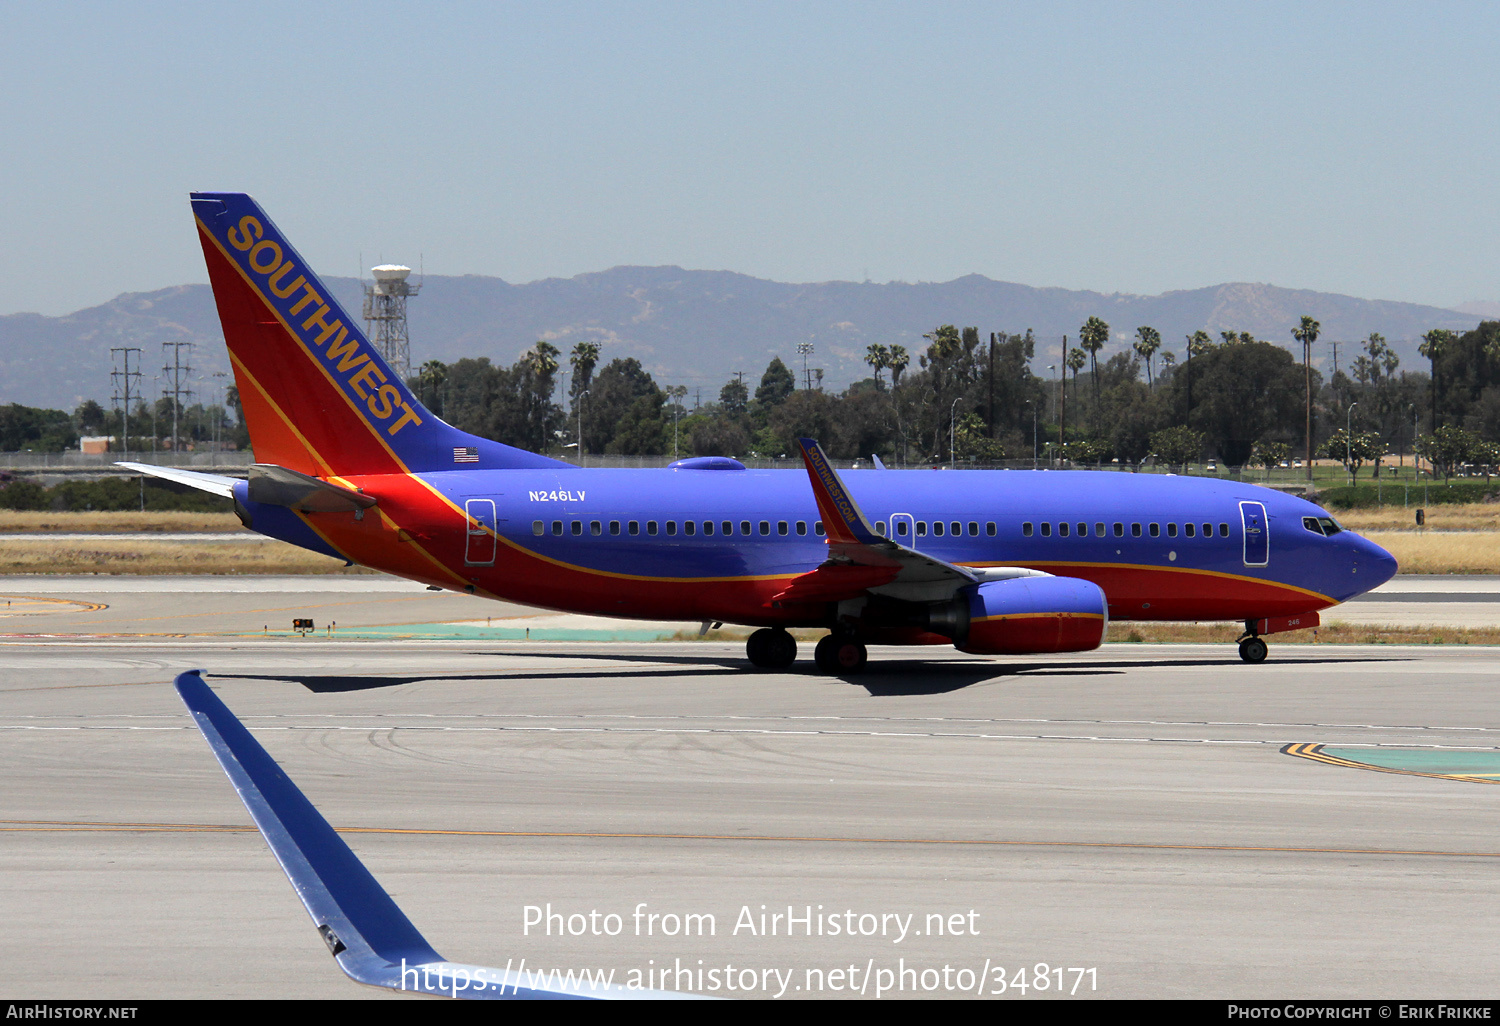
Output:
[{"xmin": 1353, "ymin": 534, "xmax": 1398, "ymax": 592}]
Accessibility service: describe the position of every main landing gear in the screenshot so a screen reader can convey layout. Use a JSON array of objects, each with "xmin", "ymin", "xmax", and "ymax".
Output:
[
  {"xmin": 814, "ymin": 633, "xmax": 868, "ymax": 675},
  {"xmin": 746, "ymin": 628, "xmax": 797, "ymax": 669}
]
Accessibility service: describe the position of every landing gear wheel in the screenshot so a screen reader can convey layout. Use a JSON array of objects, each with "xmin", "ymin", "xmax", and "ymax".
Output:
[
  {"xmin": 746, "ymin": 628, "xmax": 797, "ymax": 669},
  {"xmin": 1238, "ymin": 637, "xmax": 1268, "ymax": 663},
  {"xmin": 814, "ymin": 634, "xmax": 868, "ymax": 675}
]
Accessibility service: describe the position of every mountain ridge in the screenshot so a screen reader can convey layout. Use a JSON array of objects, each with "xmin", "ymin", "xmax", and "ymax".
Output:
[{"xmin": 2, "ymin": 269, "xmax": 1481, "ymax": 410}]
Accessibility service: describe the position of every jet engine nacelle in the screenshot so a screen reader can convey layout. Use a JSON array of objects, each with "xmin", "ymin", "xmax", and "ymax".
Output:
[{"xmin": 957, "ymin": 577, "xmax": 1108, "ymax": 655}]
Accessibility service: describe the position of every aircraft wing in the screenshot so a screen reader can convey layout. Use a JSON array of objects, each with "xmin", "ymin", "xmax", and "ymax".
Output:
[
  {"xmin": 174, "ymin": 671, "xmax": 696, "ymax": 1000},
  {"xmin": 777, "ymin": 438, "xmax": 1048, "ymax": 605}
]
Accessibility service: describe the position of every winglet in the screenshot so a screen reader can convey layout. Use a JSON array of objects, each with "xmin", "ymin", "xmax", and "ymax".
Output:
[
  {"xmin": 796, "ymin": 438, "xmax": 883, "ymax": 546},
  {"xmin": 174, "ymin": 671, "xmax": 694, "ymax": 999}
]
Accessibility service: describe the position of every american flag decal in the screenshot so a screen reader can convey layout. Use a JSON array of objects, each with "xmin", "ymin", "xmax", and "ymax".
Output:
[{"xmin": 453, "ymin": 447, "xmax": 479, "ymax": 463}]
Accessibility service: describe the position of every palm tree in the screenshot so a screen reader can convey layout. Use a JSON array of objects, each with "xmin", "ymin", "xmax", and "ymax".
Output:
[
  {"xmin": 1079, "ymin": 316, "xmax": 1109, "ymax": 430},
  {"xmin": 1292, "ymin": 315, "xmax": 1320, "ymax": 480},
  {"xmin": 1419, "ymin": 328, "xmax": 1455, "ymax": 431},
  {"xmin": 887, "ymin": 345, "xmax": 909, "ymax": 388},
  {"xmin": 1133, "ymin": 326, "xmax": 1161, "ymax": 388},
  {"xmin": 1183, "ymin": 330, "xmax": 1211, "ymax": 419},
  {"xmin": 865, "ymin": 343, "xmax": 890, "ymax": 387}
]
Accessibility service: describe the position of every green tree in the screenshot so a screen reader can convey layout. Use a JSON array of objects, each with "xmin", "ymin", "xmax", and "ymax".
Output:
[
  {"xmin": 864, "ymin": 343, "xmax": 889, "ymax": 387},
  {"xmin": 1292, "ymin": 315, "xmax": 1321, "ymax": 477},
  {"xmin": 1176, "ymin": 341, "xmax": 1305, "ymax": 468},
  {"xmin": 1079, "ymin": 316, "xmax": 1110, "ymax": 429},
  {"xmin": 584, "ymin": 358, "xmax": 662, "ymax": 454},
  {"xmin": 569, "ymin": 340, "xmax": 601, "ymax": 413},
  {"xmin": 1149, "ymin": 426, "xmax": 1204, "ymax": 470},
  {"xmin": 1419, "ymin": 328, "xmax": 1457, "ymax": 431},
  {"xmin": 753, "ymin": 357, "xmax": 796, "ymax": 418},
  {"xmin": 1133, "ymin": 326, "xmax": 1161, "ymax": 388},
  {"xmin": 1416, "ymin": 424, "xmax": 1478, "ymax": 481},
  {"xmin": 1319, "ymin": 428, "xmax": 1382, "ymax": 480},
  {"xmin": 887, "ymin": 345, "xmax": 910, "ymax": 388}
]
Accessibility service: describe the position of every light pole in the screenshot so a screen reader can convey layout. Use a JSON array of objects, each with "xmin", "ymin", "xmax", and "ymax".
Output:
[
  {"xmin": 577, "ymin": 390, "xmax": 588, "ymax": 467},
  {"xmin": 1346, "ymin": 402, "xmax": 1358, "ymax": 487},
  {"xmin": 1048, "ymin": 365, "xmax": 1058, "ymax": 466},
  {"xmin": 1024, "ymin": 399, "xmax": 1037, "ymax": 468}
]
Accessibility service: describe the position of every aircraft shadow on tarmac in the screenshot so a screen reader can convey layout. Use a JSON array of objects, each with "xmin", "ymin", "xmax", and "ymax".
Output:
[{"xmin": 213, "ymin": 649, "xmax": 1412, "ymax": 697}]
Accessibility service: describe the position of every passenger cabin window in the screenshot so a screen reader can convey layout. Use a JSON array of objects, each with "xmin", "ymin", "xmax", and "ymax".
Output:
[
  {"xmin": 684, "ymin": 521, "xmax": 696, "ymax": 536},
  {"xmin": 760, "ymin": 521, "xmax": 770, "ymax": 535},
  {"xmin": 666, "ymin": 521, "xmax": 677, "ymax": 536},
  {"xmin": 797, "ymin": 522, "xmax": 808, "ymax": 536},
  {"xmin": 933, "ymin": 522, "xmax": 945, "ymax": 537},
  {"xmin": 1076, "ymin": 522, "xmax": 1086, "ymax": 537},
  {"xmin": 986, "ymin": 522, "xmax": 996, "ymax": 536},
  {"xmin": 1131, "ymin": 523, "xmax": 1142, "ymax": 537},
  {"xmin": 896, "ymin": 521, "xmax": 909, "ymax": 536},
  {"xmin": 722, "ymin": 521, "xmax": 733, "ymax": 536},
  {"xmin": 742, "ymin": 521, "xmax": 752, "ymax": 536},
  {"xmin": 778, "ymin": 521, "xmax": 789, "ymax": 535},
  {"xmin": 1149, "ymin": 523, "xmax": 1160, "ymax": 537},
  {"xmin": 1219, "ymin": 523, "xmax": 1229, "ymax": 537},
  {"xmin": 1058, "ymin": 522, "xmax": 1070, "ymax": 538},
  {"xmin": 571, "ymin": 520, "xmax": 583, "ymax": 536},
  {"xmin": 1166, "ymin": 523, "xmax": 1177, "ymax": 538},
  {"xmin": 1022, "ymin": 522, "xmax": 1034, "ymax": 537},
  {"xmin": 814, "ymin": 522, "xmax": 825, "ymax": 536},
  {"xmin": 703, "ymin": 521, "xmax": 714, "ymax": 536},
  {"xmin": 590, "ymin": 521, "xmax": 602, "ymax": 536},
  {"xmin": 917, "ymin": 522, "xmax": 927, "ymax": 537},
  {"xmin": 610, "ymin": 521, "xmax": 621, "ymax": 535},
  {"xmin": 1095, "ymin": 522, "xmax": 1105, "ymax": 537},
  {"xmin": 951, "ymin": 521, "xmax": 961, "ymax": 536},
  {"xmin": 628, "ymin": 521, "xmax": 640, "ymax": 535},
  {"xmin": 1202, "ymin": 523, "xmax": 1211, "ymax": 537},
  {"xmin": 532, "ymin": 521, "xmax": 544, "ymax": 536},
  {"xmin": 647, "ymin": 521, "xmax": 658, "ymax": 536},
  {"xmin": 968, "ymin": 521, "xmax": 978, "ymax": 536},
  {"xmin": 1040, "ymin": 522, "xmax": 1052, "ymax": 537},
  {"xmin": 876, "ymin": 521, "xmax": 887, "ymax": 536},
  {"xmin": 1185, "ymin": 522, "xmax": 1195, "ymax": 537},
  {"xmin": 1113, "ymin": 523, "xmax": 1124, "ymax": 537},
  {"xmin": 552, "ymin": 521, "xmax": 563, "ymax": 536}
]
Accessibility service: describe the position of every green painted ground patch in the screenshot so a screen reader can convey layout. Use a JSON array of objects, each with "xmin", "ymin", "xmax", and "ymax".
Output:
[{"xmin": 1283, "ymin": 742, "xmax": 1500, "ymax": 783}]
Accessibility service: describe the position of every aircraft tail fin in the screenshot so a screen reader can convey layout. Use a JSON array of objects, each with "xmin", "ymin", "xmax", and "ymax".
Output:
[{"xmin": 190, "ymin": 192, "xmax": 568, "ymax": 477}]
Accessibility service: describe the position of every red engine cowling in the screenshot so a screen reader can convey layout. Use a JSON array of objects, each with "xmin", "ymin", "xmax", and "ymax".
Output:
[{"xmin": 957, "ymin": 577, "xmax": 1108, "ymax": 655}]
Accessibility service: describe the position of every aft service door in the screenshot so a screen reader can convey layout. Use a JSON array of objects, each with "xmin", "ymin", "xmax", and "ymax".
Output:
[
  {"xmin": 464, "ymin": 498, "xmax": 497, "ymax": 566},
  {"xmin": 1239, "ymin": 500, "xmax": 1268, "ymax": 567}
]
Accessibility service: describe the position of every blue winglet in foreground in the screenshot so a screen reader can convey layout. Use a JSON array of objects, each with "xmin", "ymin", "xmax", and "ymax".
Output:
[{"xmin": 174, "ymin": 671, "xmax": 694, "ymax": 1000}]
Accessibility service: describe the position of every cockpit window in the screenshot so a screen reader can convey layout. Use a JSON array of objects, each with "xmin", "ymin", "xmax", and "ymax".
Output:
[
  {"xmin": 1302, "ymin": 516, "xmax": 1326, "ymax": 536},
  {"xmin": 1318, "ymin": 517, "xmax": 1342, "ymax": 536}
]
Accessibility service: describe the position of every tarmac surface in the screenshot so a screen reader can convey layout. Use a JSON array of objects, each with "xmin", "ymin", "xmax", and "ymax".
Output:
[{"xmin": 4, "ymin": 577, "xmax": 1500, "ymax": 999}]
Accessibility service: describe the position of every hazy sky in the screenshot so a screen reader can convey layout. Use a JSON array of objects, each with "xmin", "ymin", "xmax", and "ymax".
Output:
[{"xmin": 2, "ymin": 1, "xmax": 1496, "ymax": 316}]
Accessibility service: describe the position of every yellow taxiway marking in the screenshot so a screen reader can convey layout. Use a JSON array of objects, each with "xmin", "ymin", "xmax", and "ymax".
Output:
[
  {"xmin": 0, "ymin": 595, "xmax": 106, "ymax": 616},
  {"xmin": 2, "ymin": 819, "xmax": 1497, "ymax": 859}
]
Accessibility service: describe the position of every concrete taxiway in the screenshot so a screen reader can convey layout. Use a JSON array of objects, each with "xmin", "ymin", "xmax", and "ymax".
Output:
[{"xmin": 3, "ymin": 576, "xmax": 1500, "ymax": 999}]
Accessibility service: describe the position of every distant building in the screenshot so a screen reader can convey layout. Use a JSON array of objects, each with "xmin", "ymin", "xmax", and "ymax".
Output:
[{"xmin": 80, "ymin": 436, "xmax": 113, "ymax": 454}]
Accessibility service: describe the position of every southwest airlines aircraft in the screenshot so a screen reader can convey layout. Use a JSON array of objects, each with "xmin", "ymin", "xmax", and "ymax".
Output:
[{"xmin": 126, "ymin": 193, "xmax": 1397, "ymax": 671}]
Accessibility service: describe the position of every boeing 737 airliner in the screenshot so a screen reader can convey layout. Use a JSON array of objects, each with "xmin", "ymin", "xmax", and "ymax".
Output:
[{"xmin": 126, "ymin": 193, "xmax": 1397, "ymax": 672}]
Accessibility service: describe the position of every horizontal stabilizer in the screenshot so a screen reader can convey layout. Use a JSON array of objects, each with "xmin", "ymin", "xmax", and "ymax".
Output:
[
  {"xmin": 115, "ymin": 462, "xmax": 238, "ymax": 498},
  {"xmin": 174, "ymin": 671, "xmax": 696, "ymax": 999},
  {"xmin": 249, "ymin": 463, "xmax": 377, "ymax": 513}
]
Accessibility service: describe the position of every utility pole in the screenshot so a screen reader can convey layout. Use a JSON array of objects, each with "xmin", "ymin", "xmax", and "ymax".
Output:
[
  {"xmin": 797, "ymin": 342, "xmax": 814, "ymax": 390},
  {"xmin": 110, "ymin": 347, "xmax": 143, "ymax": 457},
  {"xmin": 987, "ymin": 332, "xmax": 996, "ymax": 439},
  {"xmin": 161, "ymin": 341, "xmax": 194, "ymax": 454}
]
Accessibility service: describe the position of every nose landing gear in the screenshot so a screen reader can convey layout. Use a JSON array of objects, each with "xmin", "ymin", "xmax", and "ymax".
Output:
[{"xmin": 1237, "ymin": 635, "xmax": 1268, "ymax": 663}]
